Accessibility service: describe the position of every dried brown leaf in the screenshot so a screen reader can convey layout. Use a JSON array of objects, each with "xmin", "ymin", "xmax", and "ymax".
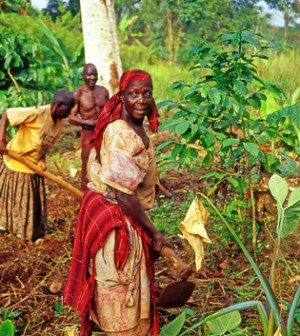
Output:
[{"xmin": 179, "ymin": 198, "xmax": 212, "ymax": 271}]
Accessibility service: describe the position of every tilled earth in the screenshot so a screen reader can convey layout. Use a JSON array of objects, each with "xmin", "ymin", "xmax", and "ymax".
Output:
[{"xmin": 0, "ymin": 129, "xmax": 299, "ymax": 335}]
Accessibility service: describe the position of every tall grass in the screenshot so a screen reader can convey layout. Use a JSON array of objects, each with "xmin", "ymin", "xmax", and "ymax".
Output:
[{"xmin": 256, "ymin": 49, "xmax": 300, "ymax": 97}]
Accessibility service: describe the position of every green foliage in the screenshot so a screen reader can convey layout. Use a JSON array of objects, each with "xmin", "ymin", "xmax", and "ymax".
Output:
[
  {"xmin": 160, "ymin": 30, "xmax": 291, "ymax": 171},
  {"xmin": 257, "ymin": 50, "xmax": 300, "ymax": 98},
  {"xmin": 0, "ymin": 28, "xmax": 52, "ymax": 108},
  {"xmin": 0, "ymin": 308, "xmax": 20, "ymax": 321},
  {"xmin": 0, "ymin": 308, "xmax": 20, "ymax": 335},
  {"xmin": 0, "ymin": 21, "xmax": 72, "ymax": 109},
  {"xmin": 149, "ymin": 190, "xmax": 195, "ymax": 235},
  {"xmin": 54, "ymin": 303, "xmax": 64, "ymax": 316},
  {"xmin": 268, "ymin": 174, "xmax": 300, "ymax": 240},
  {"xmin": 0, "ymin": 320, "xmax": 14, "ymax": 336},
  {"xmin": 43, "ymin": 0, "xmax": 64, "ymax": 21},
  {"xmin": 204, "ymin": 311, "xmax": 242, "ymax": 335},
  {"xmin": 159, "ymin": 311, "xmax": 186, "ymax": 336},
  {"xmin": 162, "ymin": 180, "xmax": 299, "ymax": 336},
  {"xmin": 116, "ymin": 0, "xmax": 272, "ymax": 63},
  {"xmin": 158, "ymin": 30, "xmax": 299, "ymax": 251},
  {"xmin": 0, "ymin": 0, "xmax": 38, "ymax": 16},
  {"xmin": 0, "ymin": 7, "xmax": 84, "ymax": 112},
  {"xmin": 42, "ymin": 8, "xmax": 83, "ymax": 63}
]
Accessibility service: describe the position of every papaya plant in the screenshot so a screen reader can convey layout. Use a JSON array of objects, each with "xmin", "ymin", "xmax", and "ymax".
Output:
[{"xmin": 158, "ymin": 30, "xmax": 300, "ymax": 249}]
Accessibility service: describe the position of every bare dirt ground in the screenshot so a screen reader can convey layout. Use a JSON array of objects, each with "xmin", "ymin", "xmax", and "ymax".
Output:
[{"xmin": 0, "ymin": 128, "xmax": 299, "ymax": 335}]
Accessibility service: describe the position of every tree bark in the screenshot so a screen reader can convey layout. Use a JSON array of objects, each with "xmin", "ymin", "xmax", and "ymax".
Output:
[{"xmin": 79, "ymin": 0, "xmax": 122, "ymax": 95}]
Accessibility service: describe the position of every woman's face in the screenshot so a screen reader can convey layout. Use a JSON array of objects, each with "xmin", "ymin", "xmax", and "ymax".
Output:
[{"xmin": 121, "ymin": 80, "xmax": 154, "ymax": 120}]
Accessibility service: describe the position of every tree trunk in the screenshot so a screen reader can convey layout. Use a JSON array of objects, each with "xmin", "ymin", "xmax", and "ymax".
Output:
[
  {"xmin": 79, "ymin": 0, "xmax": 122, "ymax": 95},
  {"xmin": 283, "ymin": 9, "xmax": 289, "ymax": 44}
]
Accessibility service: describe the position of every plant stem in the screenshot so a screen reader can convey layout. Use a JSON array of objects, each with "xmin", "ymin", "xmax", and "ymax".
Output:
[
  {"xmin": 7, "ymin": 68, "xmax": 20, "ymax": 91},
  {"xmin": 244, "ymin": 151, "xmax": 257, "ymax": 257}
]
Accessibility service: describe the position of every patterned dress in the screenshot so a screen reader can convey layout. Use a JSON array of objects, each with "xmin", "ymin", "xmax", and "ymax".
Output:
[{"xmin": 64, "ymin": 120, "xmax": 159, "ymax": 336}]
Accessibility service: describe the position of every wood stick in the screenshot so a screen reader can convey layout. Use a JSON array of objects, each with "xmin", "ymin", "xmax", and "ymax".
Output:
[
  {"xmin": 161, "ymin": 246, "xmax": 194, "ymax": 279},
  {"xmin": 6, "ymin": 150, "xmax": 83, "ymax": 198},
  {"xmin": 158, "ymin": 182, "xmax": 172, "ymax": 198}
]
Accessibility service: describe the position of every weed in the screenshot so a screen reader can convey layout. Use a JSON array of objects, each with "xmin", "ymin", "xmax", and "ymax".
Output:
[
  {"xmin": 149, "ymin": 191, "xmax": 195, "ymax": 235},
  {"xmin": 54, "ymin": 304, "xmax": 65, "ymax": 317}
]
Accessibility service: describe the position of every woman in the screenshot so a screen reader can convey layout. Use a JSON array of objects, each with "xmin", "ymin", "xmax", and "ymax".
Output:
[
  {"xmin": 0, "ymin": 90, "xmax": 76, "ymax": 241},
  {"xmin": 64, "ymin": 70, "xmax": 191, "ymax": 336}
]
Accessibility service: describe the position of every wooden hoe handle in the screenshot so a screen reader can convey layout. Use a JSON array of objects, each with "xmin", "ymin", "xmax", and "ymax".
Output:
[
  {"xmin": 6, "ymin": 150, "xmax": 83, "ymax": 198},
  {"xmin": 161, "ymin": 246, "xmax": 194, "ymax": 279}
]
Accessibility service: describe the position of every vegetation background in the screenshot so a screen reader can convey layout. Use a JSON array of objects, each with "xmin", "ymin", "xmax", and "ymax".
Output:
[{"xmin": 0, "ymin": 1, "xmax": 299, "ymax": 335}]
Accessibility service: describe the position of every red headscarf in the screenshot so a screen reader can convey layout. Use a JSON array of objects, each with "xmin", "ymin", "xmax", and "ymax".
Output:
[{"xmin": 90, "ymin": 69, "xmax": 160, "ymax": 162}]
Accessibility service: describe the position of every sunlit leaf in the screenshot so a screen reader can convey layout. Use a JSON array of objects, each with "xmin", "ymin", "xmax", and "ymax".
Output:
[
  {"xmin": 243, "ymin": 142, "xmax": 259, "ymax": 157},
  {"xmin": 206, "ymin": 311, "xmax": 241, "ymax": 334},
  {"xmin": 159, "ymin": 311, "xmax": 185, "ymax": 336},
  {"xmin": 0, "ymin": 320, "xmax": 14, "ymax": 336},
  {"xmin": 269, "ymin": 174, "xmax": 288, "ymax": 207},
  {"xmin": 281, "ymin": 189, "xmax": 300, "ymax": 238}
]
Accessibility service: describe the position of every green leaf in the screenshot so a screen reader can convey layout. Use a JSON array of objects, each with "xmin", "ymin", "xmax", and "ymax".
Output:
[
  {"xmin": 159, "ymin": 119, "xmax": 182, "ymax": 132},
  {"xmin": 157, "ymin": 99, "xmax": 173, "ymax": 109},
  {"xmin": 247, "ymin": 97, "xmax": 261, "ymax": 109},
  {"xmin": 287, "ymin": 286, "xmax": 300, "ymax": 335},
  {"xmin": 159, "ymin": 311, "xmax": 185, "ymax": 336},
  {"xmin": 260, "ymin": 92, "xmax": 280, "ymax": 117},
  {"xmin": 222, "ymin": 138, "xmax": 239, "ymax": 148},
  {"xmin": 205, "ymin": 311, "xmax": 241, "ymax": 334},
  {"xmin": 243, "ymin": 142, "xmax": 259, "ymax": 157},
  {"xmin": 170, "ymin": 80, "xmax": 188, "ymax": 90},
  {"xmin": 261, "ymin": 153, "xmax": 280, "ymax": 173},
  {"xmin": 207, "ymin": 87, "xmax": 222, "ymax": 105},
  {"xmin": 171, "ymin": 144, "xmax": 184, "ymax": 160},
  {"xmin": 287, "ymin": 187, "xmax": 300, "ymax": 207},
  {"xmin": 156, "ymin": 140, "xmax": 177, "ymax": 151},
  {"xmin": 213, "ymin": 120, "xmax": 229, "ymax": 130},
  {"xmin": 269, "ymin": 174, "xmax": 288, "ymax": 207},
  {"xmin": 252, "ymin": 54, "xmax": 268, "ymax": 60},
  {"xmin": 200, "ymin": 172, "xmax": 227, "ymax": 180},
  {"xmin": 281, "ymin": 202, "xmax": 300, "ymax": 238},
  {"xmin": 281, "ymin": 188, "xmax": 300, "ymax": 238},
  {"xmin": 262, "ymin": 82, "xmax": 285, "ymax": 99},
  {"xmin": 175, "ymin": 120, "xmax": 190, "ymax": 136},
  {"xmin": 290, "ymin": 103, "xmax": 300, "ymax": 128},
  {"xmin": 233, "ymin": 80, "xmax": 247, "ymax": 95},
  {"xmin": 277, "ymin": 154, "xmax": 299, "ymax": 177},
  {"xmin": 202, "ymin": 152, "xmax": 214, "ymax": 168},
  {"xmin": 0, "ymin": 320, "xmax": 14, "ymax": 336}
]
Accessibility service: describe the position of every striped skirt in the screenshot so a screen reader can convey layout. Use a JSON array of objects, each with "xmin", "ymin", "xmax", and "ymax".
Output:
[{"xmin": 0, "ymin": 159, "xmax": 47, "ymax": 241}]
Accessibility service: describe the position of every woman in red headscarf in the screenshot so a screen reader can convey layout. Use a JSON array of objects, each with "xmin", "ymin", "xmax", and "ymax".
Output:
[{"xmin": 64, "ymin": 70, "xmax": 168, "ymax": 336}]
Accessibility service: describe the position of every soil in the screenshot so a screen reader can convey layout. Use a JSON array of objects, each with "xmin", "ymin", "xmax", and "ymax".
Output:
[{"xmin": 0, "ymin": 127, "xmax": 299, "ymax": 336}]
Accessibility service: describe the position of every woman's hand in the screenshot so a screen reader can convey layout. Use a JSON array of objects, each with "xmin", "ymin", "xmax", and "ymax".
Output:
[
  {"xmin": 37, "ymin": 160, "xmax": 47, "ymax": 171},
  {"xmin": 36, "ymin": 160, "xmax": 47, "ymax": 176},
  {"xmin": 151, "ymin": 231, "xmax": 168, "ymax": 254},
  {"xmin": 178, "ymin": 261, "xmax": 194, "ymax": 279},
  {"xmin": 161, "ymin": 246, "xmax": 194, "ymax": 279}
]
